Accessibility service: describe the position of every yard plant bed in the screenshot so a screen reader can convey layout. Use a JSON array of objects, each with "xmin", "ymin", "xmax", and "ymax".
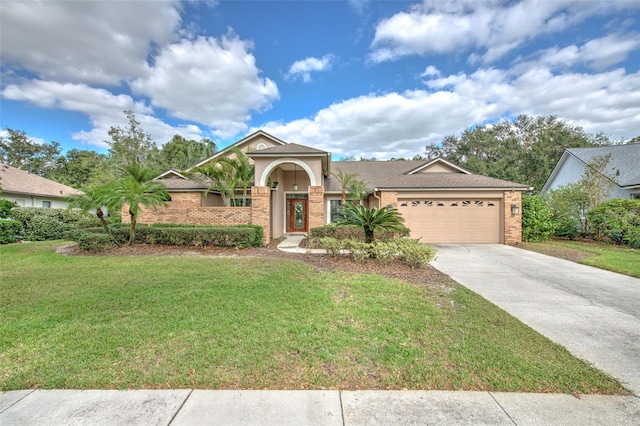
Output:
[
  {"xmin": 0, "ymin": 241, "xmax": 627, "ymax": 394},
  {"xmin": 520, "ymin": 239, "xmax": 640, "ymax": 278}
]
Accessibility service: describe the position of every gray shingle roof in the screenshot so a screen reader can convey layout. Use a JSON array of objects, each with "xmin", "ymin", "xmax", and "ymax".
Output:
[
  {"xmin": 0, "ymin": 164, "xmax": 81, "ymax": 198},
  {"xmin": 567, "ymin": 144, "xmax": 640, "ymax": 187},
  {"xmin": 248, "ymin": 143, "xmax": 329, "ymax": 156},
  {"xmin": 158, "ymin": 177, "xmax": 208, "ymax": 190},
  {"xmin": 325, "ymin": 160, "xmax": 527, "ymax": 191},
  {"xmin": 379, "ymin": 173, "xmax": 530, "ymax": 190}
]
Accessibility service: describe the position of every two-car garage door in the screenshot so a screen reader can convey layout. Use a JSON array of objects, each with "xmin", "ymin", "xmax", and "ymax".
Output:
[{"xmin": 398, "ymin": 198, "xmax": 501, "ymax": 243}]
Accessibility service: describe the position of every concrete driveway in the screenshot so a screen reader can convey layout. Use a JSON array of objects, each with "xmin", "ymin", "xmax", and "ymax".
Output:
[{"xmin": 431, "ymin": 244, "xmax": 640, "ymax": 396}]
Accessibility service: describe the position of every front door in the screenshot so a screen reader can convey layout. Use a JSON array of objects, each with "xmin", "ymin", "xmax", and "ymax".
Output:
[{"xmin": 286, "ymin": 198, "xmax": 308, "ymax": 233}]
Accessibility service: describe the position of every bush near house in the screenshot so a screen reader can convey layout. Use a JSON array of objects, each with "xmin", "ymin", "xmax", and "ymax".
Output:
[
  {"xmin": 71, "ymin": 223, "xmax": 264, "ymax": 250},
  {"xmin": 311, "ymin": 223, "xmax": 410, "ymax": 242},
  {"xmin": 318, "ymin": 237, "xmax": 436, "ymax": 268},
  {"xmin": 522, "ymin": 195, "xmax": 556, "ymax": 242},
  {"xmin": 0, "ymin": 220, "xmax": 21, "ymax": 244},
  {"xmin": 8, "ymin": 207, "xmax": 121, "ymax": 241},
  {"xmin": 587, "ymin": 199, "xmax": 640, "ymax": 246},
  {"xmin": 0, "ymin": 199, "xmax": 16, "ymax": 218}
]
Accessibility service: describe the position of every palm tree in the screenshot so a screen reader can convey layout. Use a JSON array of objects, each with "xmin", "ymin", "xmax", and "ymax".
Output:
[
  {"xmin": 347, "ymin": 179, "xmax": 369, "ymax": 205},
  {"xmin": 228, "ymin": 148, "xmax": 254, "ymax": 207},
  {"xmin": 332, "ymin": 170, "xmax": 357, "ymax": 204},
  {"xmin": 66, "ymin": 187, "xmax": 118, "ymax": 245},
  {"xmin": 102, "ymin": 165, "xmax": 168, "ymax": 245},
  {"xmin": 191, "ymin": 161, "xmax": 238, "ymax": 206},
  {"xmin": 337, "ymin": 204, "xmax": 405, "ymax": 243}
]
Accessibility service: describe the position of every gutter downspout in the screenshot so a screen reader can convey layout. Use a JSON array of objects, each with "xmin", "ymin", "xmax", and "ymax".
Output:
[{"xmin": 373, "ymin": 188, "xmax": 381, "ymax": 209}]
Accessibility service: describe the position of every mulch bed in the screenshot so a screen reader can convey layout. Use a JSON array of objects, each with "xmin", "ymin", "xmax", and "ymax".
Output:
[{"xmin": 58, "ymin": 241, "xmax": 454, "ymax": 289}]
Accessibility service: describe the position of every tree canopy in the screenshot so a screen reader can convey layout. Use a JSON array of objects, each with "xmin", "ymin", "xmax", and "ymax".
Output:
[{"xmin": 424, "ymin": 115, "xmax": 623, "ymax": 191}]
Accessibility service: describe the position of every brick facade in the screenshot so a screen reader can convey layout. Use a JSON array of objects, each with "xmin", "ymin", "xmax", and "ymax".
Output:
[
  {"xmin": 121, "ymin": 192, "xmax": 251, "ymax": 226},
  {"xmin": 503, "ymin": 190, "xmax": 522, "ymax": 245},
  {"xmin": 308, "ymin": 186, "xmax": 324, "ymax": 230},
  {"xmin": 379, "ymin": 191, "xmax": 398, "ymax": 209},
  {"xmin": 251, "ymin": 186, "xmax": 271, "ymax": 244}
]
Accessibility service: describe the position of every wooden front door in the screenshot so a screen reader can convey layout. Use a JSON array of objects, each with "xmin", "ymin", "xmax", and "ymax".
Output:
[{"xmin": 286, "ymin": 198, "xmax": 308, "ymax": 233}]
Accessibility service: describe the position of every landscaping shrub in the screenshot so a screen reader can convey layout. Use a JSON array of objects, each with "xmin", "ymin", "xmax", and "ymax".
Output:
[
  {"xmin": 310, "ymin": 223, "xmax": 410, "ymax": 242},
  {"xmin": 0, "ymin": 199, "xmax": 16, "ymax": 218},
  {"xmin": 544, "ymin": 183, "xmax": 590, "ymax": 239},
  {"xmin": 587, "ymin": 199, "xmax": 640, "ymax": 245},
  {"xmin": 316, "ymin": 236, "xmax": 436, "ymax": 268},
  {"xmin": 71, "ymin": 223, "xmax": 264, "ymax": 249},
  {"xmin": 75, "ymin": 231, "xmax": 113, "ymax": 252},
  {"xmin": 522, "ymin": 195, "xmax": 556, "ymax": 242},
  {"xmin": 0, "ymin": 219, "xmax": 21, "ymax": 244},
  {"xmin": 347, "ymin": 240, "xmax": 371, "ymax": 263},
  {"xmin": 9, "ymin": 207, "xmax": 87, "ymax": 241},
  {"xmin": 395, "ymin": 238, "xmax": 436, "ymax": 268},
  {"xmin": 318, "ymin": 237, "xmax": 347, "ymax": 256}
]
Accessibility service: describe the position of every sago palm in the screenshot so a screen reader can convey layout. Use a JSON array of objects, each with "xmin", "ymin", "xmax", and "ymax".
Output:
[{"xmin": 337, "ymin": 204, "xmax": 405, "ymax": 243}]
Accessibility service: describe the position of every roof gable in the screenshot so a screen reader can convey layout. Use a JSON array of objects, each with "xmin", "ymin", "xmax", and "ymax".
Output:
[
  {"xmin": 566, "ymin": 144, "xmax": 640, "ymax": 187},
  {"xmin": 186, "ymin": 130, "xmax": 287, "ymax": 171},
  {"xmin": 408, "ymin": 158, "xmax": 471, "ymax": 174}
]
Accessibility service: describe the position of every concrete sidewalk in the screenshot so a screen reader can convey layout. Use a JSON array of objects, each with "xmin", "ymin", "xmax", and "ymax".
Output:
[{"xmin": 2, "ymin": 389, "xmax": 639, "ymax": 425}]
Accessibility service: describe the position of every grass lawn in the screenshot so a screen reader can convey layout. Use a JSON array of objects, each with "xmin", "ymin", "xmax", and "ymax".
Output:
[
  {"xmin": 0, "ymin": 241, "xmax": 627, "ymax": 394},
  {"xmin": 521, "ymin": 239, "xmax": 640, "ymax": 278}
]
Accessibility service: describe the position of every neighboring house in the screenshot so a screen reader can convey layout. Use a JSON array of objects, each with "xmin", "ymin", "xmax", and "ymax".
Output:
[
  {"xmin": 541, "ymin": 144, "xmax": 640, "ymax": 199},
  {"xmin": 131, "ymin": 131, "xmax": 529, "ymax": 244},
  {"xmin": 0, "ymin": 164, "xmax": 82, "ymax": 209}
]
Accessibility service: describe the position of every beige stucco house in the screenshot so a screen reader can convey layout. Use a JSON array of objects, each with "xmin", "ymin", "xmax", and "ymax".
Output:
[
  {"xmin": 134, "ymin": 131, "xmax": 528, "ymax": 244},
  {"xmin": 0, "ymin": 164, "xmax": 81, "ymax": 209}
]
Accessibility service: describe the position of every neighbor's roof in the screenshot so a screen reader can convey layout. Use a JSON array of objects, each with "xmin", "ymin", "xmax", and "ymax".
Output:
[
  {"xmin": 0, "ymin": 164, "xmax": 81, "ymax": 198},
  {"xmin": 566, "ymin": 144, "xmax": 640, "ymax": 187}
]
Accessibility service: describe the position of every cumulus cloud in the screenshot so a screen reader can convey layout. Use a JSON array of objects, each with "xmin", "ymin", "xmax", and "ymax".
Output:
[
  {"xmin": 2, "ymin": 80, "xmax": 204, "ymax": 149},
  {"xmin": 286, "ymin": 55, "xmax": 335, "ymax": 83},
  {"xmin": 369, "ymin": 0, "xmax": 639, "ymax": 64},
  {"xmin": 254, "ymin": 64, "xmax": 639, "ymax": 159},
  {"xmin": 131, "ymin": 33, "xmax": 279, "ymax": 138},
  {"xmin": 0, "ymin": 0, "xmax": 181, "ymax": 85}
]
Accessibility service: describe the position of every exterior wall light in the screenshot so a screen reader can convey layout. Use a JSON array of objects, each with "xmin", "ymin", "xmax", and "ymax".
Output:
[{"xmin": 511, "ymin": 203, "xmax": 520, "ymax": 216}]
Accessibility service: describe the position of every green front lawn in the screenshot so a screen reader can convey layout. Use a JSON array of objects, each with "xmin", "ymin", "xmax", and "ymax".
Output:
[
  {"xmin": 0, "ymin": 241, "xmax": 627, "ymax": 393},
  {"xmin": 522, "ymin": 239, "xmax": 640, "ymax": 278}
]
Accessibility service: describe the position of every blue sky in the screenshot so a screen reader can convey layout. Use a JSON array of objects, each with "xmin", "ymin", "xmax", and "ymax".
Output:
[{"xmin": 1, "ymin": 0, "xmax": 639, "ymax": 160}]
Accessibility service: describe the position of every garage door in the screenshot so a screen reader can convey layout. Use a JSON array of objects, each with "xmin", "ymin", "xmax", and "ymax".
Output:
[{"xmin": 398, "ymin": 199, "xmax": 501, "ymax": 243}]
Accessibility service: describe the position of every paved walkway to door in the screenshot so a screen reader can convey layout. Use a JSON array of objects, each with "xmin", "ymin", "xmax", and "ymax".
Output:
[{"xmin": 431, "ymin": 244, "xmax": 640, "ymax": 396}]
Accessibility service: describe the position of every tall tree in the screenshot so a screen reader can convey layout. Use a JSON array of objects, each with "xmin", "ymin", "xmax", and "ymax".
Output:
[
  {"xmin": 49, "ymin": 149, "xmax": 108, "ymax": 189},
  {"xmin": 424, "ymin": 115, "xmax": 609, "ymax": 191},
  {"xmin": 102, "ymin": 164, "xmax": 168, "ymax": 246},
  {"xmin": 106, "ymin": 110, "xmax": 159, "ymax": 173},
  {"xmin": 0, "ymin": 128, "xmax": 62, "ymax": 176},
  {"xmin": 156, "ymin": 135, "xmax": 217, "ymax": 171}
]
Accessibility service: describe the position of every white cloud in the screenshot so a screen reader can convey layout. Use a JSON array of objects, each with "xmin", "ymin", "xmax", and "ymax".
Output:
[
  {"xmin": 131, "ymin": 33, "xmax": 279, "ymax": 138},
  {"xmin": 254, "ymin": 65, "xmax": 639, "ymax": 159},
  {"xmin": 0, "ymin": 0, "xmax": 181, "ymax": 85},
  {"xmin": 348, "ymin": 0, "xmax": 369, "ymax": 15},
  {"xmin": 2, "ymin": 80, "xmax": 204, "ymax": 149},
  {"xmin": 369, "ymin": 0, "xmax": 639, "ymax": 64},
  {"xmin": 420, "ymin": 65, "xmax": 442, "ymax": 78},
  {"xmin": 286, "ymin": 55, "xmax": 335, "ymax": 83}
]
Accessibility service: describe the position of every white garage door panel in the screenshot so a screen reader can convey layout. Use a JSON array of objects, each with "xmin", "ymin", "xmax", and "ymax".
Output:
[{"xmin": 398, "ymin": 199, "xmax": 501, "ymax": 243}]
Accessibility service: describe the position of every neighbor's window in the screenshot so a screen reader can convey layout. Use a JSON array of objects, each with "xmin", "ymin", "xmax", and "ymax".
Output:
[{"xmin": 42, "ymin": 201, "xmax": 51, "ymax": 208}]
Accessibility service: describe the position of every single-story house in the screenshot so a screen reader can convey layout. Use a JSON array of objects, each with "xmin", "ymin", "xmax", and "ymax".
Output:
[
  {"xmin": 133, "ymin": 131, "xmax": 529, "ymax": 244},
  {"xmin": 0, "ymin": 164, "xmax": 82, "ymax": 208},
  {"xmin": 541, "ymin": 144, "xmax": 640, "ymax": 200}
]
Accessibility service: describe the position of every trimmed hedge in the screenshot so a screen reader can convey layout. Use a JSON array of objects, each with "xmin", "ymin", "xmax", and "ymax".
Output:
[
  {"xmin": 71, "ymin": 223, "xmax": 264, "ymax": 250},
  {"xmin": 310, "ymin": 223, "xmax": 410, "ymax": 242},
  {"xmin": 0, "ymin": 220, "xmax": 21, "ymax": 244}
]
